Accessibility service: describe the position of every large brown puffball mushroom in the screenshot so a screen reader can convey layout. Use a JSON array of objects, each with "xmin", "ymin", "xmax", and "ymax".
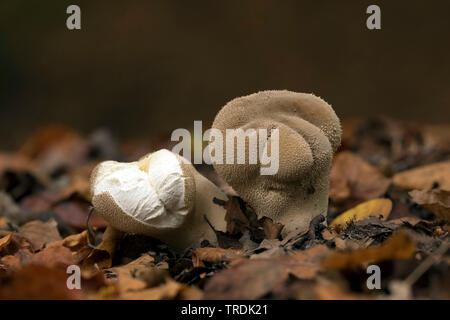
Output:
[
  {"xmin": 90, "ymin": 149, "xmax": 227, "ymax": 250},
  {"xmin": 211, "ymin": 90, "xmax": 341, "ymax": 235}
]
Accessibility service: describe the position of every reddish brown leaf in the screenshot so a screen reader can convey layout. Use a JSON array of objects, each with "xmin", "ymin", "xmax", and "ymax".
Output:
[
  {"xmin": 203, "ymin": 245, "xmax": 329, "ymax": 299},
  {"xmin": 0, "ymin": 231, "xmax": 14, "ymax": 250},
  {"xmin": 19, "ymin": 219, "xmax": 62, "ymax": 251},
  {"xmin": 409, "ymin": 189, "xmax": 450, "ymax": 221},
  {"xmin": 322, "ymin": 231, "xmax": 416, "ymax": 270},
  {"xmin": 0, "ymin": 264, "xmax": 83, "ymax": 299},
  {"xmin": 259, "ymin": 216, "xmax": 284, "ymax": 239},
  {"xmin": 393, "ymin": 161, "xmax": 450, "ymax": 191},
  {"xmin": 192, "ymin": 247, "xmax": 247, "ymax": 265},
  {"xmin": 330, "ymin": 152, "xmax": 391, "ymax": 206},
  {"xmin": 80, "ymin": 226, "xmax": 124, "ymax": 278}
]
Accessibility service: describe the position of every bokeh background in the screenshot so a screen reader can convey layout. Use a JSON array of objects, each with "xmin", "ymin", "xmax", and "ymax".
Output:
[{"xmin": 0, "ymin": 0, "xmax": 449, "ymax": 149}]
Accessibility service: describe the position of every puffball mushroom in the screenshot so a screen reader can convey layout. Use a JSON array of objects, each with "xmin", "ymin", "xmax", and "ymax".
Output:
[
  {"xmin": 212, "ymin": 90, "xmax": 341, "ymax": 235},
  {"xmin": 90, "ymin": 149, "xmax": 227, "ymax": 250}
]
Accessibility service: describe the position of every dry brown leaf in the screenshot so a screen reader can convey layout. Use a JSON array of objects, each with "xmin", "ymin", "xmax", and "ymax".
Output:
[
  {"xmin": 61, "ymin": 230, "xmax": 92, "ymax": 264},
  {"xmin": 321, "ymin": 228, "xmax": 337, "ymax": 241},
  {"xmin": 0, "ymin": 249, "xmax": 33, "ymax": 269},
  {"xmin": 53, "ymin": 193, "xmax": 107, "ymax": 230},
  {"xmin": 0, "ymin": 216, "xmax": 9, "ymax": 228},
  {"xmin": 322, "ymin": 230, "xmax": 416, "ymax": 270},
  {"xmin": 120, "ymin": 278, "xmax": 202, "ymax": 300},
  {"xmin": 330, "ymin": 152, "xmax": 391, "ymax": 205},
  {"xmin": 62, "ymin": 230, "xmax": 88, "ymax": 251},
  {"xmin": 0, "ymin": 264, "xmax": 84, "ymax": 299},
  {"xmin": 21, "ymin": 191, "xmax": 107, "ymax": 230},
  {"xmin": 31, "ymin": 242, "xmax": 75, "ymax": 267},
  {"xmin": 259, "ymin": 216, "xmax": 284, "ymax": 239},
  {"xmin": 409, "ymin": 189, "xmax": 450, "ymax": 221},
  {"xmin": 19, "ymin": 219, "xmax": 62, "ymax": 251},
  {"xmin": 203, "ymin": 245, "xmax": 329, "ymax": 299},
  {"xmin": 224, "ymin": 196, "xmax": 250, "ymax": 234},
  {"xmin": 58, "ymin": 163, "xmax": 96, "ymax": 201},
  {"xmin": 80, "ymin": 225, "xmax": 124, "ymax": 278},
  {"xmin": 393, "ymin": 161, "xmax": 450, "ymax": 191},
  {"xmin": 422, "ymin": 124, "xmax": 450, "ymax": 152},
  {"xmin": 0, "ymin": 231, "xmax": 14, "ymax": 251},
  {"xmin": 312, "ymin": 281, "xmax": 373, "ymax": 300},
  {"xmin": 0, "ymin": 230, "xmax": 34, "ymax": 257},
  {"xmin": 109, "ymin": 254, "xmax": 155, "ymax": 293},
  {"xmin": 0, "ymin": 153, "xmax": 37, "ymax": 175},
  {"xmin": 330, "ymin": 198, "xmax": 392, "ymax": 229},
  {"xmin": 193, "ymin": 247, "xmax": 247, "ymax": 265}
]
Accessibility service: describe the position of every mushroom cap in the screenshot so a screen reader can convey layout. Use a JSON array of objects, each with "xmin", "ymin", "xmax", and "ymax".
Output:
[
  {"xmin": 90, "ymin": 149, "xmax": 195, "ymax": 230},
  {"xmin": 212, "ymin": 90, "xmax": 341, "ymax": 187},
  {"xmin": 213, "ymin": 90, "xmax": 341, "ymax": 152},
  {"xmin": 211, "ymin": 90, "xmax": 341, "ymax": 232}
]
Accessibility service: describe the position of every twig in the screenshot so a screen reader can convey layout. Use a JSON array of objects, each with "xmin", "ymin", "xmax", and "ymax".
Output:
[
  {"xmin": 404, "ymin": 240, "xmax": 449, "ymax": 286},
  {"xmin": 86, "ymin": 206, "xmax": 97, "ymax": 248}
]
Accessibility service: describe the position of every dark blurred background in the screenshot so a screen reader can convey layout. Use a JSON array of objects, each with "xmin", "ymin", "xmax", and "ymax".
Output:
[{"xmin": 0, "ymin": 0, "xmax": 449, "ymax": 149}]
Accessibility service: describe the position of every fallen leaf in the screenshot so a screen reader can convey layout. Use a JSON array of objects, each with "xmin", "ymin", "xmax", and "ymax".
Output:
[
  {"xmin": 120, "ymin": 278, "xmax": 202, "ymax": 300},
  {"xmin": 259, "ymin": 216, "xmax": 284, "ymax": 239},
  {"xmin": 330, "ymin": 198, "xmax": 392, "ymax": 229},
  {"xmin": 31, "ymin": 242, "xmax": 75, "ymax": 267},
  {"xmin": 0, "ymin": 152, "xmax": 36, "ymax": 174},
  {"xmin": 223, "ymin": 196, "xmax": 250, "ymax": 234},
  {"xmin": 422, "ymin": 124, "xmax": 450, "ymax": 152},
  {"xmin": 0, "ymin": 249, "xmax": 33, "ymax": 269},
  {"xmin": 62, "ymin": 230, "xmax": 92, "ymax": 264},
  {"xmin": 322, "ymin": 231, "xmax": 416, "ymax": 270},
  {"xmin": 0, "ymin": 230, "xmax": 34, "ymax": 257},
  {"xmin": 409, "ymin": 189, "xmax": 450, "ymax": 221},
  {"xmin": 19, "ymin": 219, "xmax": 62, "ymax": 251},
  {"xmin": 330, "ymin": 152, "xmax": 391, "ymax": 205},
  {"xmin": 0, "ymin": 191, "xmax": 24, "ymax": 224},
  {"xmin": 21, "ymin": 191, "xmax": 107, "ymax": 230},
  {"xmin": 203, "ymin": 245, "xmax": 329, "ymax": 299},
  {"xmin": 0, "ymin": 232, "xmax": 15, "ymax": 250},
  {"xmin": 193, "ymin": 247, "xmax": 247, "ymax": 265},
  {"xmin": 313, "ymin": 279, "xmax": 373, "ymax": 300},
  {"xmin": 19, "ymin": 125, "xmax": 89, "ymax": 177},
  {"xmin": 393, "ymin": 161, "xmax": 450, "ymax": 191},
  {"xmin": 109, "ymin": 254, "xmax": 155, "ymax": 293},
  {"xmin": 0, "ymin": 264, "xmax": 83, "ymax": 299},
  {"xmin": 53, "ymin": 193, "xmax": 107, "ymax": 230},
  {"xmin": 80, "ymin": 225, "xmax": 124, "ymax": 277}
]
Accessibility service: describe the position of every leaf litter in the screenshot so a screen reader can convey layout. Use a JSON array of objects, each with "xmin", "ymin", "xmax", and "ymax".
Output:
[{"xmin": 0, "ymin": 119, "xmax": 448, "ymax": 299}]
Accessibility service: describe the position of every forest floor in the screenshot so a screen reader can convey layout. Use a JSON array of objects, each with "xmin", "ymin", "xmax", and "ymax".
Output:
[{"xmin": 0, "ymin": 117, "xmax": 449, "ymax": 299}]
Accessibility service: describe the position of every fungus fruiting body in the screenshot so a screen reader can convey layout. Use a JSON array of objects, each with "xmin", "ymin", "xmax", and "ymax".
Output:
[
  {"xmin": 211, "ymin": 90, "xmax": 342, "ymax": 235},
  {"xmin": 90, "ymin": 149, "xmax": 227, "ymax": 250}
]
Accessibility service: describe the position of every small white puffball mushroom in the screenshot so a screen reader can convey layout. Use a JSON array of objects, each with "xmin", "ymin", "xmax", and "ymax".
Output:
[
  {"xmin": 212, "ymin": 90, "xmax": 342, "ymax": 236},
  {"xmin": 90, "ymin": 149, "xmax": 227, "ymax": 250}
]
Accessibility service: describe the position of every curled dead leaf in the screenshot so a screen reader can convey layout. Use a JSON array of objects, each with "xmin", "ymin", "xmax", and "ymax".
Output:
[
  {"xmin": 109, "ymin": 254, "xmax": 155, "ymax": 293},
  {"xmin": 330, "ymin": 152, "xmax": 391, "ymax": 205},
  {"xmin": 322, "ymin": 230, "xmax": 416, "ymax": 270},
  {"xmin": 393, "ymin": 161, "xmax": 450, "ymax": 191},
  {"xmin": 409, "ymin": 189, "xmax": 450, "ymax": 222},
  {"xmin": 0, "ymin": 231, "xmax": 14, "ymax": 251},
  {"xmin": 330, "ymin": 198, "xmax": 392, "ymax": 229},
  {"xmin": 259, "ymin": 216, "xmax": 284, "ymax": 239},
  {"xmin": 192, "ymin": 247, "xmax": 247, "ymax": 265},
  {"xmin": 203, "ymin": 245, "xmax": 329, "ymax": 299},
  {"xmin": 0, "ymin": 264, "xmax": 83, "ymax": 299},
  {"xmin": 19, "ymin": 219, "xmax": 62, "ymax": 251},
  {"xmin": 80, "ymin": 226, "xmax": 124, "ymax": 278},
  {"xmin": 120, "ymin": 278, "xmax": 202, "ymax": 300}
]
